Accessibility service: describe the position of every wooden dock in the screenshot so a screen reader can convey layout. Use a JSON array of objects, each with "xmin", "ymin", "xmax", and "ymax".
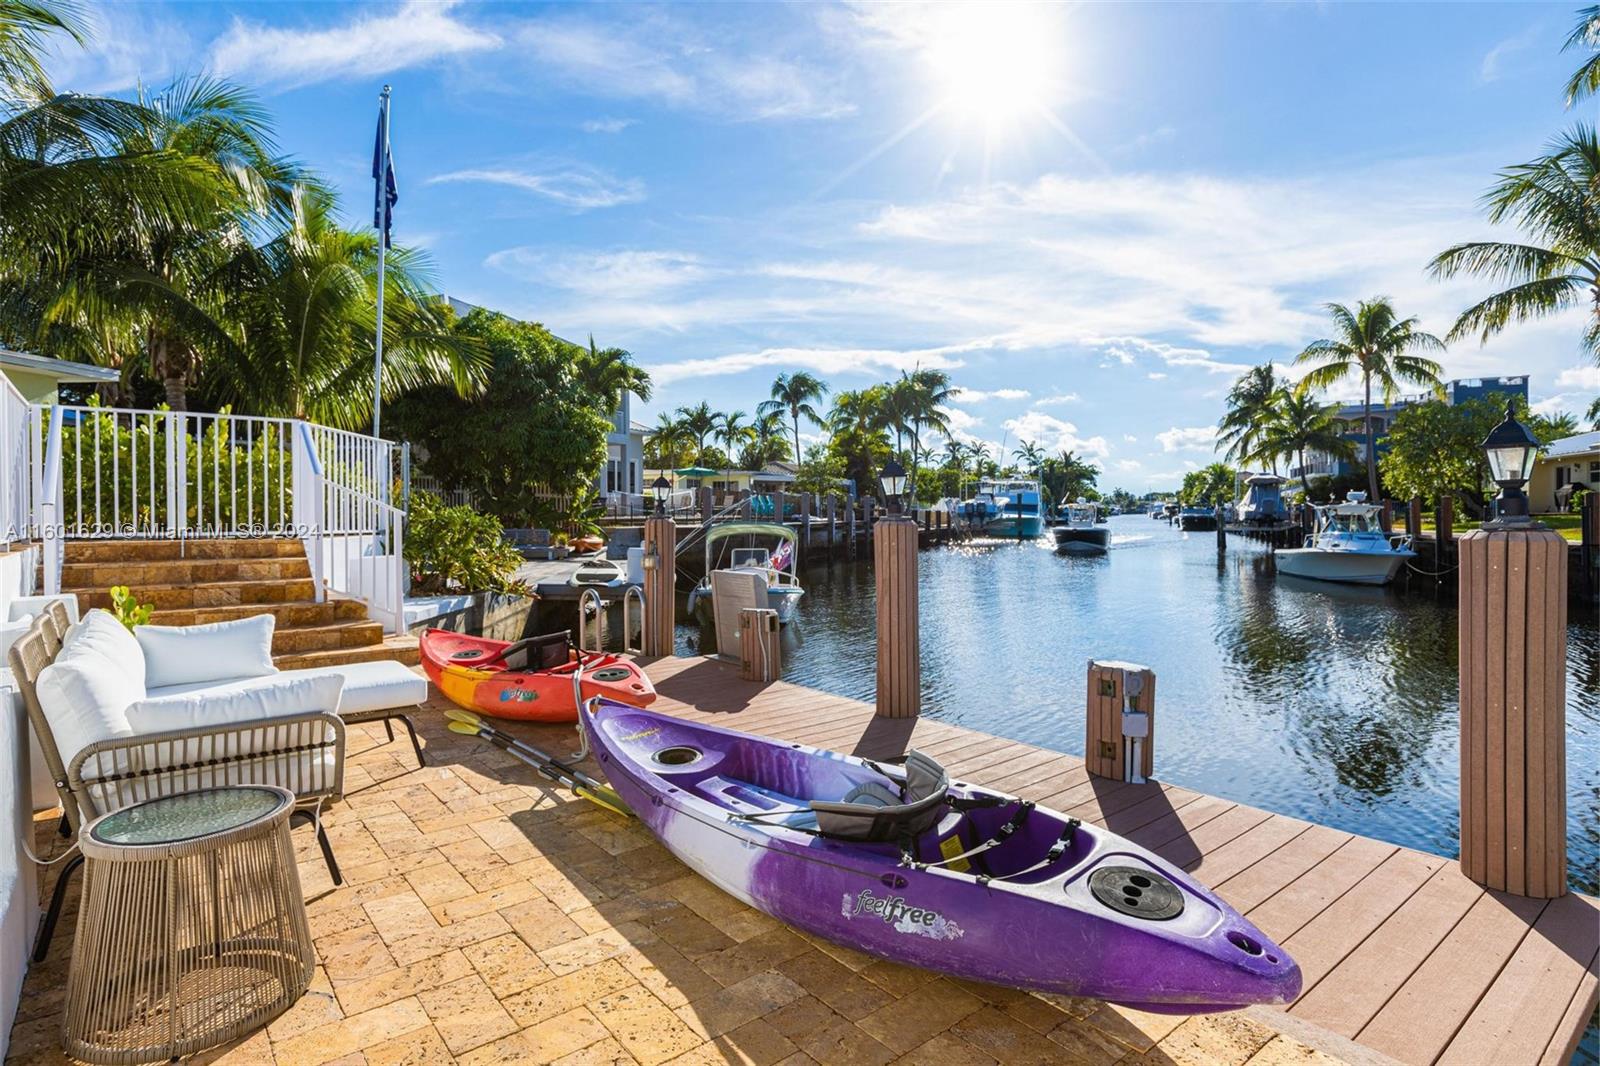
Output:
[{"xmin": 642, "ymin": 655, "xmax": 1599, "ymax": 1066}]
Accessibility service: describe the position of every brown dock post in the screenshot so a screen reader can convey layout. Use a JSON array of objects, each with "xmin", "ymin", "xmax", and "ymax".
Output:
[
  {"xmin": 1583, "ymin": 491, "xmax": 1598, "ymax": 601},
  {"xmin": 1458, "ymin": 523, "xmax": 1568, "ymax": 897},
  {"xmin": 1435, "ymin": 495, "xmax": 1453, "ymax": 573},
  {"xmin": 1085, "ymin": 661, "xmax": 1155, "ymax": 781},
  {"xmin": 1407, "ymin": 497, "xmax": 1423, "ymax": 540},
  {"xmin": 863, "ymin": 497, "xmax": 876, "ymax": 543},
  {"xmin": 1215, "ymin": 505, "xmax": 1226, "ymax": 552},
  {"xmin": 737, "ymin": 607, "xmax": 781, "ymax": 682},
  {"xmin": 641, "ymin": 514, "xmax": 677, "ymax": 657},
  {"xmin": 1381, "ymin": 499, "xmax": 1393, "ymax": 533},
  {"xmin": 800, "ymin": 492, "xmax": 813, "ymax": 565},
  {"xmin": 875, "ymin": 513, "xmax": 920, "ymax": 717},
  {"xmin": 698, "ymin": 486, "xmax": 713, "ymax": 520},
  {"xmin": 846, "ymin": 496, "xmax": 858, "ymax": 559},
  {"xmin": 826, "ymin": 496, "xmax": 838, "ymax": 559},
  {"xmin": 773, "ymin": 491, "xmax": 786, "ymax": 522}
]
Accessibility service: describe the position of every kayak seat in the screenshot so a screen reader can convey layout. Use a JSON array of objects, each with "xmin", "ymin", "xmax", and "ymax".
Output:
[
  {"xmin": 489, "ymin": 631, "xmax": 573, "ymax": 672},
  {"xmin": 810, "ymin": 750, "xmax": 949, "ymax": 843}
]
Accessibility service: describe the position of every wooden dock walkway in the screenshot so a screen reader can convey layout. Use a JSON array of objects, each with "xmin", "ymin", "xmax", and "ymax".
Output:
[{"xmin": 643, "ymin": 655, "xmax": 1599, "ymax": 1066}]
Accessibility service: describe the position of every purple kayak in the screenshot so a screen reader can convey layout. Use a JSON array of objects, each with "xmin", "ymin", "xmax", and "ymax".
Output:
[{"xmin": 582, "ymin": 700, "xmax": 1301, "ymax": 1013}]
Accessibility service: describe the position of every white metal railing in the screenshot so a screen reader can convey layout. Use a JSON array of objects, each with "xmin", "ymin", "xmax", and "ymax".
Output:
[
  {"xmin": 295, "ymin": 422, "xmax": 406, "ymax": 635},
  {"xmin": 0, "ymin": 377, "xmax": 30, "ymax": 548},
  {"xmin": 39, "ymin": 408, "xmax": 61, "ymax": 593}
]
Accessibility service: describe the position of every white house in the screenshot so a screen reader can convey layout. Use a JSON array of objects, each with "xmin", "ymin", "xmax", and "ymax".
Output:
[{"xmin": 1530, "ymin": 430, "xmax": 1600, "ymax": 513}]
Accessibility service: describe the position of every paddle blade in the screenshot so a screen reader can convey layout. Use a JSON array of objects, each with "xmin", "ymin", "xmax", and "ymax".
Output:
[
  {"xmin": 446, "ymin": 721, "xmax": 483, "ymax": 736},
  {"xmin": 443, "ymin": 708, "xmax": 483, "ymax": 726},
  {"xmin": 575, "ymin": 785, "xmax": 633, "ymax": 818}
]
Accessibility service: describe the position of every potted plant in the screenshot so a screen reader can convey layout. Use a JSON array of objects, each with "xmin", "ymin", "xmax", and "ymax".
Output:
[{"xmin": 549, "ymin": 532, "xmax": 572, "ymax": 560}]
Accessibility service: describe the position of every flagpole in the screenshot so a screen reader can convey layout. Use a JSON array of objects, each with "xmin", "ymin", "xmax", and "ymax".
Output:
[{"xmin": 372, "ymin": 85, "xmax": 391, "ymax": 440}]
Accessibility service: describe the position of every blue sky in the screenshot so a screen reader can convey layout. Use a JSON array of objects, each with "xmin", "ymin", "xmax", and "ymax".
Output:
[{"xmin": 46, "ymin": 1, "xmax": 1600, "ymax": 491}]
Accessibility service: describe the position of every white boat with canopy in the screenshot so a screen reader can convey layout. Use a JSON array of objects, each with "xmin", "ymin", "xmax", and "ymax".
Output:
[
  {"xmin": 1052, "ymin": 498, "xmax": 1110, "ymax": 555},
  {"xmin": 1275, "ymin": 492, "xmax": 1415, "ymax": 586},
  {"xmin": 687, "ymin": 522, "xmax": 805, "ymax": 624}
]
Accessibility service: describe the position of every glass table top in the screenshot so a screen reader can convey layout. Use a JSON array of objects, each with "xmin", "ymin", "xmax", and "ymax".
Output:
[{"xmin": 89, "ymin": 787, "xmax": 288, "ymax": 846}]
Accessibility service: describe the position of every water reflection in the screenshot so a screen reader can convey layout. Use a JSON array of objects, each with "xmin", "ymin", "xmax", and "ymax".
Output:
[{"xmin": 677, "ymin": 515, "xmax": 1599, "ymax": 894}]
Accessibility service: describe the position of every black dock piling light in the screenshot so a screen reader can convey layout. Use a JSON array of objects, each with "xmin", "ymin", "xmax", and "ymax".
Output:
[
  {"xmin": 651, "ymin": 474, "xmax": 672, "ymax": 517},
  {"xmin": 1479, "ymin": 401, "xmax": 1539, "ymax": 527},
  {"xmin": 879, "ymin": 459, "xmax": 908, "ymax": 516}
]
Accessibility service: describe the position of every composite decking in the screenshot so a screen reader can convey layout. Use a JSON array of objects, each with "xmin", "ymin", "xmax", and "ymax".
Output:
[{"xmin": 643, "ymin": 654, "xmax": 1600, "ymax": 1066}]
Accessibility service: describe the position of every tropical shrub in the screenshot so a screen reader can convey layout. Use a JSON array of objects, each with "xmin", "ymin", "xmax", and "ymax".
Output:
[
  {"xmin": 404, "ymin": 491, "xmax": 526, "ymax": 595},
  {"xmin": 108, "ymin": 586, "xmax": 153, "ymax": 630}
]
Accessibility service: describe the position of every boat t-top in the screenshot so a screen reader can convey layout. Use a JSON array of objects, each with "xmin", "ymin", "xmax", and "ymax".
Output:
[
  {"xmin": 1052, "ymin": 498, "xmax": 1110, "ymax": 555},
  {"xmin": 1236, "ymin": 473, "xmax": 1289, "ymax": 526},
  {"xmin": 687, "ymin": 522, "xmax": 805, "ymax": 624},
  {"xmin": 1275, "ymin": 492, "xmax": 1415, "ymax": 586},
  {"xmin": 957, "ymin": 479, "xmax": 1045, "ymax": 539}
]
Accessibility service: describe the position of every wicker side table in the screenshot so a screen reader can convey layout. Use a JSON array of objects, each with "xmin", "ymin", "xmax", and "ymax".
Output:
[{"xmin": 64, "ymin": 787, "xmax": 314, "ymax": 1064}]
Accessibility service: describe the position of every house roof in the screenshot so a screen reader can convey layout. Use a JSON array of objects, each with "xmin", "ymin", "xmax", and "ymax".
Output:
[
  {"xmin": 0, "ymin": 349, "xmax": 120, "ymax": 384},
  {"xmin": 1543, "ymin": 430, "xmax": 1600, "ymax": 459}
]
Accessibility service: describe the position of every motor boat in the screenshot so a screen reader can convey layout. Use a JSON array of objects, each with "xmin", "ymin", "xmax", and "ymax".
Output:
[
  {"xmin": 1053, "ymin": 499, "xmax": 1110, "ymax": 555},
  {"xmin": 1236, "ymin": 474, "xmax": 1289, "ymax": 526},
  {"xmin": 957, "ymin": 479, "xmax": 1045, "ymax": 538},
  {"xmin": 1275, "ymin": 492, "xmax": 1415, "ymax": 586},
  {"xmin": 687, "ymin": 522, "xmax": 805, "ymax": 624},
  {"xmin": 580, "ymin": 701, "xmax": 1301, "ymax": 1012}
]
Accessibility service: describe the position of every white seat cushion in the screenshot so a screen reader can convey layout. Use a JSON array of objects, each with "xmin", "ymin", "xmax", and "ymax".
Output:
[
  {"xmin": 126, "ymin": 672, "xmax": 344, "ymax": 737},
  {"xmin": 36, "ymin": 610, "xmax": 145, "ymax": 763},
  {"xmin": 136, "ymin": 615, "xmax": 277, "ymax": 690},
  {"xmin": 146, "ymin": 660, "xmax": 425, "ymax": 717}
]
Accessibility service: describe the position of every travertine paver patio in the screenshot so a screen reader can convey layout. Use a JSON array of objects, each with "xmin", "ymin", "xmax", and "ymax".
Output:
[{"xmin": 7, "ymin": 683, "xmax": 1387, "ymax": 1066}]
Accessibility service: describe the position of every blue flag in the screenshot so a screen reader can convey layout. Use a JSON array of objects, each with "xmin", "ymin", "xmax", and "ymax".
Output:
[{"xmin": 372, "ymin": 102, "xmax": 397, "ymax": 247}]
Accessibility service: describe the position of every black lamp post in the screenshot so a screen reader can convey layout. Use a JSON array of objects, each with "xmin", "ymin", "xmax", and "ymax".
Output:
[
  {"xmin": 878, "ymin": 459, "xmax": 908, "ymax": 516},
  {"xmin": 651, "ymin": 474, "xmax": 672, "ymax": 517},
  {"xmin": 1479, "ymin": 401, "xmax": 1540, "ymax": 527}
]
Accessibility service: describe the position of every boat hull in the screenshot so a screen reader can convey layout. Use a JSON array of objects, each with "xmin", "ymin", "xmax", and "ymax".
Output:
[
  {"xmin": 1275, "ymin": 548, "xmax": 1411, "ymax": 586},
  {"xmin": 1053, "ymin": 527, "xmax": 1110, "ymax": 555},
  {"xmin": 582, "ymin": 702, "xmax": 1301, "ymax": 1011},
  {"xmin": 984, "ymin": 515, "xmax": 1045, "ymax": 538},
  {"xmin": 420, "ymin": 629, "xmax": 656, "ymax": 722}
]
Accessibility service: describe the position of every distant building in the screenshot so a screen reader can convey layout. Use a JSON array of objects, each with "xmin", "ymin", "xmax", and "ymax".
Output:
[
  {"xmin": 0, "ymin": 348, "xmax": 119, "ymax": 404},
  {"xmin": 1529, "ymin": 430, "xmax": 1600, "ymax": 513},
  {"xmin": 1294, "ymin": 375, "xmax": 1530, "ymax": 481}
]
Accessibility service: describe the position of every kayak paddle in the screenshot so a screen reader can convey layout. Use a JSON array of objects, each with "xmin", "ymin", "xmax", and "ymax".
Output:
[{"xmin": 444, "ymin": 708, "xmax": 632, "ymax": 818}]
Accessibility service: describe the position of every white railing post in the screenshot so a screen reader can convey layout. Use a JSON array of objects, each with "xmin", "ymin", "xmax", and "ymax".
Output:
[
  {"xmin": 390, "ymin": 508, "xmax": 405, "ymax": 636},
  {"xmin": 40, "ymin": 407, "xmax": 63, "ymax": 595},
  {"xmin": 163, "ymin": 410, "xmax": 179, "ymax": 540},
  {"xmin": 293, "ymin": 422, "xmax": 326, "ymax": 604}
]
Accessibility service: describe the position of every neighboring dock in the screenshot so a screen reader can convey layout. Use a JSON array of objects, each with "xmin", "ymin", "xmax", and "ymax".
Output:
[{"xmin": 641, "ymin": 655, "xmax": 1600, "ymax": 1066}]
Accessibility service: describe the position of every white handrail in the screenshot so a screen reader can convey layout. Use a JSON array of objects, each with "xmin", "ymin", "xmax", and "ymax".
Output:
[{"xmin": 40, "ymin": 407, "xmax": 62, "ymax": 595}]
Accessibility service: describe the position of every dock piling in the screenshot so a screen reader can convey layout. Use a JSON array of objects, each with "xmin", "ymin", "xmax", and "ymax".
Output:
[
  {"xmin": 874, "ymin": 513, "xmax": 920, "ymax": 718},
  {"xmin": 641, "ymin": 514, "xmax": 676, "ymax": 657},
  {"xmin": 737, "ymin": 607, "xmax": 781, "ymax": 682},
  {"xmin": 1085, "ymin": 661, "xmax": 1155, "ymax": 782},
  {"xmin": 1458, "ymin": 521, "xmax": 1568, "ymax": 897}
]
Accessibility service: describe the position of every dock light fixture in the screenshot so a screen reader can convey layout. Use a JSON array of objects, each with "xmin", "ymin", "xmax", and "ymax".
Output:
[
  {"xmin": 1480, "ymin": 401, "xmax": 1540, "ymax": 526},
  {"xmin": 879, "ymin": 459, "xmax": 908, "ymax": 515},
  {"xmin": 651, "ymin": 474, "xmax": 672, "ymax": 516}
]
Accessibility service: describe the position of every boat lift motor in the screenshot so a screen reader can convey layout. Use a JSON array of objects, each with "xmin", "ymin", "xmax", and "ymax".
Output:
[{"xmin": 1121, "ymin": 669, "xmax": 1149, "ymax": 785}]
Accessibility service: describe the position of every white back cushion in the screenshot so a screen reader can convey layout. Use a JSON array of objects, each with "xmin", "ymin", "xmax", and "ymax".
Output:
[
  {"xmin": 36, "ymin": 610, "xmax": 147, "ymax": 763},
  {"xmin": 125, "ymin": 672, "xmax": 344, "ymax": 737},
  {"xmin": 136, "ymin": 615, "xmax": 278, "ymax": 689}
]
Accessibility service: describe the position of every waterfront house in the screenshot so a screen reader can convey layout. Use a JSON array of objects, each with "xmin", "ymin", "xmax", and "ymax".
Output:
[
  {"xmin": 1529, "ymin": 429, "xmax": 1600, "ymax": 512},
  {"xmin": 0, "ymin": 349, "xmax": 119, "ymax": 404}
]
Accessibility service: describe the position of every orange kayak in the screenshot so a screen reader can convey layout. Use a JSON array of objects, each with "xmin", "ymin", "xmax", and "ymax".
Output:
[{"xmin": 419, "ymin": 628, "xmax": 656, "ymax": 722}]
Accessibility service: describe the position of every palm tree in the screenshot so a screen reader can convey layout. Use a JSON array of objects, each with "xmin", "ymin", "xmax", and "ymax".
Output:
[
  {"xmin": 1012, "ymin": 440, "xmax": 1044, "ymax": 475},
  {"xmin": 1294, "ymin": 298, "xmax": 1445, "ymax": 499},
  {"xmin": 210, "ymin": 188, "xmax": 485, "ymax": 427},
  {"xmin": 746, "ymin": 409, "xmax": 791, "ymax": 469},
  {"xmin": 899, "ymin": 368, "xmax": 954, "ymax": 503},
  {"xmin": 1430, "ymin": 126, "xmax": 1600, "ymax": 363},
  {"xmin": 714, "ymin": 409, "xmax": 753, "ymax": 472},
  {"xmin": 676, "ymin": 401, "xmax": 717, "ymax": 464},
  {"xmin": 1218, "ymin": 365, "xmax": 1283, "ymax": 468},
  {"xmin": 1565, "ymin": 6, "xmax": 1600, "ymax": 106},
  {"xmin": 577, "ymin": 335, "xmax": 651, "ymax": 413},
  {"xmin": 645, "ymin": 413, "xmax": 691, "ymax": 469},
  {"xmin": 757, "ymin": 371, "xmax": 828, "ymax": 468},
  {"xmin": 1259, "ymin": 390, "xmax": 1357, "ymax": 496}
]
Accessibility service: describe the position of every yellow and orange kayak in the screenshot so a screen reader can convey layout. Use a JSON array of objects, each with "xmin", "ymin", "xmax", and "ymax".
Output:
[{"xmin": 419, "ymin": 628, "xmax": 656, "ymax": 722}]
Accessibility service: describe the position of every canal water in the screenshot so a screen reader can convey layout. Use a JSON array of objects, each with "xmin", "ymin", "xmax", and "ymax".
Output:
[{"xmin": 678, "ymin": 514, "xmax": 1600, "ymax": 897}]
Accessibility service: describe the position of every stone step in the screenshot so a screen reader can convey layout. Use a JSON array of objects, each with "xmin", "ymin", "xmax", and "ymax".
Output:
[
  {"xmin": 62, "ymin": 538, "xmax": 307, "ymax": 563},
  {"xmin": 77, "ymin": 578, "xmax": 318, "ymax": 611},
  {"xmin": 270, "ymin": 620, "xmax": 386, "ymax": 654},
  {"xmin": 273, "ymin": 636, "xmax": 420, "ymax": 670},
  {"xmin": 62, "ymin": 556, "xmax": 311, "ymax": 589},
  {"xmin": 148, "ymin": 598, "xmax": 369, "ymax": 629}
]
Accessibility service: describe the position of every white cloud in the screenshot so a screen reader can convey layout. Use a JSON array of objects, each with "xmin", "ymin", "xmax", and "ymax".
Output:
[
  {"xmin": 210, "ymin": 0, "xmax": 498, "ymax": 87},
  {"xmin": 1147, "ymin": 372, "xmax": 1167, "ymax": 381},
  {"xmin": 1086, "ymin": 336, "xmax": 1250, "ymax": 376},
  {"xmin": 1122, "ymin": 435, "xmax": 1138, "ymax": 443},
  {"xmin": 428, "ymin": 167, "xmax": 644, "ymax": 210},
  {"xmin": 955, "ymin": 387, "xmax": 1030, "ymax": 402},
  {"xmin": 486, "ymin": 249, "xmax": 704, "ymax": 297},
  {"xmin": 1156, "ymin": 426, "xmax": 1218, "ymax": 453},
  {"xmin": 581, "ymin": 118, "xmax": 636, "ymax": 134},
  {"xmin": 1530, "ymin": 394, "xmax": 1577, "ymax": 418},
  {"xmin": 1555, "ymin": 366, "xmax": 1600, "ymax": 390},
  {"xmin": 647, "ymin": 344, "xmax": 966, "ymax": 387},
  {"xmin": 42, "ymin": 3, "xmax": 191, "ymax": 93},
  {"xmin": 516, "ymin": 16, "xmax": 853, "ymax": 121},
  {"xmin": 1114, "ymin": 459, "xmax": 1143, "ymax": 472},
  {"xmin": 1480, "ymin": 23, "xmax": 1543, "ymax": 84},
  {"xmin": 1002, "ymin": 412, "xmax": 1109, "ymax": 458},
  {"xmin": 1033, "ymin": 393, "xmax": 1080, "ymax": 407}
]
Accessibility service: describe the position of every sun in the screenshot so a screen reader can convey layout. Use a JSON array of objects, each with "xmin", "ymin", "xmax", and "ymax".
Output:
[{"xmin": 920, "ymin": 2, "xmax": 1066, "ymax": 128}]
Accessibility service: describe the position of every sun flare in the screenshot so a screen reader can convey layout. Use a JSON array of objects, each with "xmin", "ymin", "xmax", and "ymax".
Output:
[{"xmin": 920, "ymin": 2, "xmax": 1066, "ymax": 127}]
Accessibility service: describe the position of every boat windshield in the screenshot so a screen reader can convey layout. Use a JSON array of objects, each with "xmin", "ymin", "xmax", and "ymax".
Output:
[
  {"xmin": 729, "ymin": 547, "xmax": 772, "ymax": 568},
  {"xmin": 1323, "ymin": 511, "xmax": 1379, "ymax": 534}
]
